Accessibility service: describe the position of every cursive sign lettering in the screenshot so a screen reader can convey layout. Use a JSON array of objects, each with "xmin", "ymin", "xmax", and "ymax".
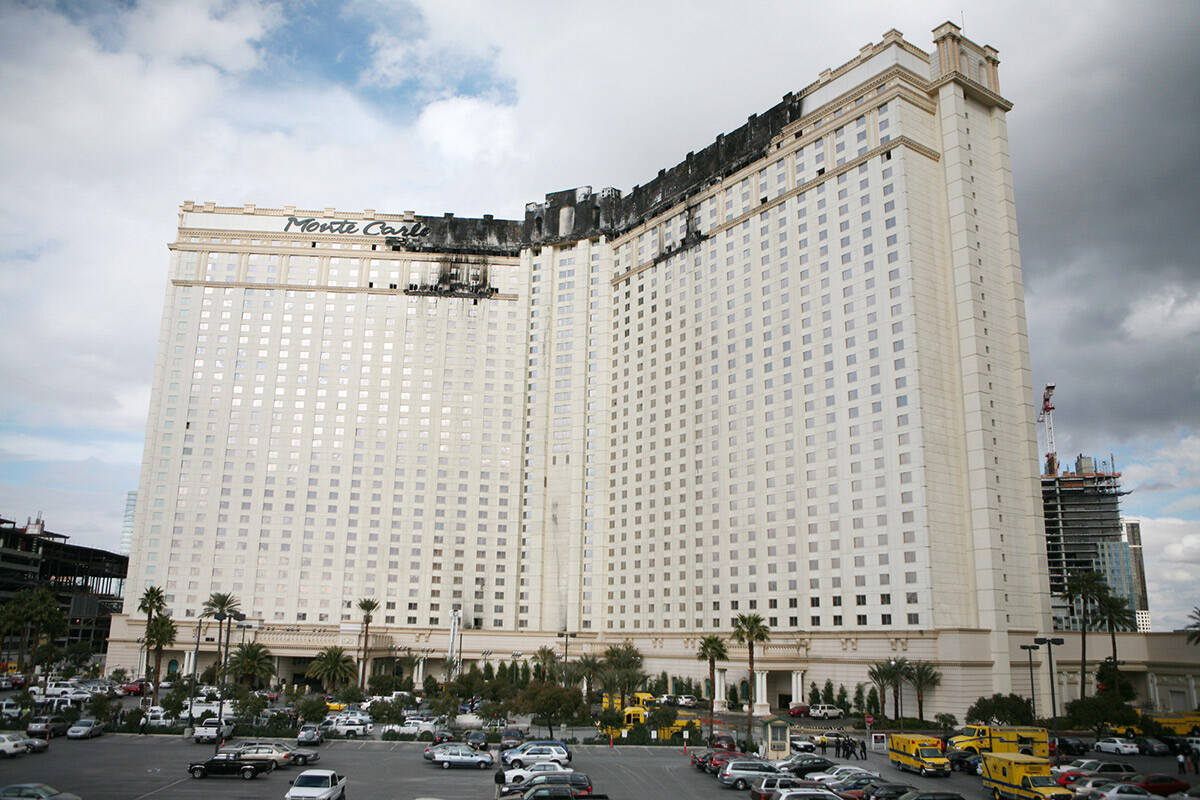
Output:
[{"xmin": 283, "ymin": 217, "xmax": 430, "ymax": 238}]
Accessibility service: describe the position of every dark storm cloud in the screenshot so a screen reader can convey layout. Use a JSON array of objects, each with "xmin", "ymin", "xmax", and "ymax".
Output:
[{"xmin": 1012, "ymin": 7, "xmax": 1200, "ymax": 444}]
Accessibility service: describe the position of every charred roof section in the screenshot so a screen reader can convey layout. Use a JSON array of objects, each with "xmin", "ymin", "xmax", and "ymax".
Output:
[
  {"xmin": 386, "ymin": 212, "xmax": 525, "ymax": 257},
  {"xmin": 524, "ymin": 91, "xmax": 805, "ymax": 246}
]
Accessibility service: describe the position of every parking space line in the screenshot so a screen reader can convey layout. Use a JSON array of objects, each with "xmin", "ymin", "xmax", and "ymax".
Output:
[{"xmin": 128, "ymin": 777, "xmax": 189, "ymax": 799}]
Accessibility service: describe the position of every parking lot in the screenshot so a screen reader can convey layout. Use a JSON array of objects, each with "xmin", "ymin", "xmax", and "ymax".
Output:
[{"xmin": 0, "ymin": 731, "xmax": 1194, "ymax": 800}]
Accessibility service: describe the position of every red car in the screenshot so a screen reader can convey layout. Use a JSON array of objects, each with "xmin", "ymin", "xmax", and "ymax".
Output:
[
  {"xmin": 711, "ymin": 733, "xmax": 737, "ymax": 751},
  {"xmin": 1058, "ymin": 771, "xmax": 1090, "ymax": 787},
  {"xmin": 707, "ymin": 749, "xmax": 736, "ymax": 774},
  {"xmin": 121, "ymin": 679, "xmax": 149, "ymax": 696},
  {"xmin": 1123, "ymin": 775, "xmax": 1189, "ymax": 797},
  {"xmin": 789, "ymin": 704, "xmax": 810, "ymax": 718}
]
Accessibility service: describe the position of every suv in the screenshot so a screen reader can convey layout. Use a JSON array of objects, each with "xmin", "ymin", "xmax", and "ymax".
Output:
[
  {"xmin": 499, "ymin": 773, "xmax": 594, "ymax": 798},
  {"xmin": 502, "ymin": 743, "xmax": 570, "ymax": 769},
  {"xmin": 719, "ymin": 759, "xmax": 780, "ymax": 790},
  {"xmin": 326, "ymin": 716, "xmax": 372, "ymax": 738},
  {"xmin": 809, "ymin": 704, "xmax": 845, "ymax": 719},
  {"xmin": 26, "ymin": 715, "xmax": 69, "ymax": 738}
]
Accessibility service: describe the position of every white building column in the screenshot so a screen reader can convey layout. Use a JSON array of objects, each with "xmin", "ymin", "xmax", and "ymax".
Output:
[
  {"xmin": 753, "ymin": 670, "xmax": 770, "ymax": 716},
  {"xmin": 1148, "ymin": 672, "xmax": 1159, "ymax": 710},
  {"xmin": 790, "ymin": 670, "xmax": 805, "ymax": 706},
  {"xmin": 714, "ymin": 668, "xmax": 728, "ymax": 712},
  {"xmin": 1188, "ymin": 675, "xmax": 1197, "ymax": 710},
  {"xmin": 182, "ymin": 648, "xmax": 194, "ymax": 677},
  {"xmin": 414, "ymin": 657, "xmax": 426, "ymax": 683}
]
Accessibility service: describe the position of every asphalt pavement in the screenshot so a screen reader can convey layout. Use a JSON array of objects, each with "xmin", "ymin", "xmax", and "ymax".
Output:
[{"xmin": 0, "ymin": 731, "xmax": 1194, "ymax": 800}]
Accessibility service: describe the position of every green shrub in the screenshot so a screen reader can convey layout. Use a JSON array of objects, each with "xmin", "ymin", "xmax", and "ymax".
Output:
[
  {"xmin": 417, "ymin": 730, "xmax": 434, "ymax": 741},
  {"xmin": 381, "ymin": 730, "xmax": 399, "ymax": 741}
]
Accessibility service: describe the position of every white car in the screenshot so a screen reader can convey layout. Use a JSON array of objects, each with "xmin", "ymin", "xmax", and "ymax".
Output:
[
  {"xmin": 1093, "ymin": 738, "xmax": 1138, "ymax": 755},
  {"xmin": 677, "ymin": 695, "xmax": 698, "ymax": 707},
  {"xmin": 504, "ymin": 761, "xmax": 574, "ymax": 784},
  {"xmin": 1093, "ymin": 786, "xmax": 1153, "ymax": 800},
  {"xmin": 789, "ymin": 734, "xmax": 817, "ymax": 752},
  {"xmin": 777, "ymin": 792, "xmax": 847, "ymax": 800},
  {"xmin": 809, "ymin": 766, "xmax": 877, "ymax": 784},
  {"xmin": 501, "ymin": 743, "xmax": 570, "ymax": 769},
  {"xmin": 0, "ymin": 732, "xmax": 27, "ymax": 757},
  {"xmin": 809, "ymin": 703, "xmax": 845, "ymax": 719},
  {"xmin": 285, "ymin": 769, "xmax": 347, "ymax": 800}
]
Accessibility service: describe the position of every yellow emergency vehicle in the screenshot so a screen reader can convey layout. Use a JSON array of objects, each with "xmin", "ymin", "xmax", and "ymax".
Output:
[
  {"xmin": 948, "ymin": 725, "xmax": 1049, "ymax": 757},
  {"xmin": 889, "ymin": 733, "xmax": 951, "ymax": 776},
  {"xmin": 981, "ymin": 753, "xmax": 1073, "ymax": 800}
]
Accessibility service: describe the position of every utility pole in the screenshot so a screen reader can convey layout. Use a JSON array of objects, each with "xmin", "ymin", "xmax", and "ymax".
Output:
[{"xmin": 1020, "ymin": 643, "xmax": 1039, "ymax": 719}]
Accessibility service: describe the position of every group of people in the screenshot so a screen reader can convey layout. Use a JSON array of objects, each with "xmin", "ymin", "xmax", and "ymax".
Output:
[
  {"xmin": 819, "ymin": 735, "xmax": 868, "ymax": 759},
  {"xmin": 1177, "ymin": 746, "xmax": 1200, "ymax": 774}
]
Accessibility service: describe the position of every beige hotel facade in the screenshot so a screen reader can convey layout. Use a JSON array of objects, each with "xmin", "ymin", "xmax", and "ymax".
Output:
[{"xmin": 108, "ymin": 24, "xmax": 1200, "ymax": 717}]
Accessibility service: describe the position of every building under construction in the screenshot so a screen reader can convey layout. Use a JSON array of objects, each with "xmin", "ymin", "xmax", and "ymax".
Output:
[{"xmin": 1041, "ymin": 454, "xmax": 1145, "ymax": 631}]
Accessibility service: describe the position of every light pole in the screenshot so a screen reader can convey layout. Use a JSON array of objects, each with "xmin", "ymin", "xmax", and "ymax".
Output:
[
  {"xmin": 186, "ymin": 618, "xmax": 207, "ymax": 734},
  {"xmin": 1035, "ymin": 635, "xmax": 1064, "ymax": 753},
  {"xmin": 1020, "ymin": 643, "xmax": 1040, "ymax": 719},
  {"xmin": 556, "ymin": 632, "xmax": 576, "ymax": 685},
  {"xmin": 890, "ymin": 657, "xmax": 904, "ymax": 732}
]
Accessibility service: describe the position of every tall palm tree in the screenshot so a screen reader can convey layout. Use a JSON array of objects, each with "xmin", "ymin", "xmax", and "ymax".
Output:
[
  {"xmin": 144, "ymin": 614, "xmax": 177, "ymax": 705},
  {"xmin": 602, "ymin": 641, "xmax": 644, "ymax": 708},
  {"xmin": 201, "ymin": 592, "xmax": 241, "ymax": 690},
  {"xmin": 137, "ymin": 586, "xmax": 166, "ymax": 680},
  {"xmin": 696, "ymin": 634, "xmax": 729, "ymax": 743},
  {"xmin": 356, "ymin": 597, "xmax": 379, "ymax": 687},
  {"xmin": 21, "ymin": 588, "xmax": 66, "ymax": 686},
  {"xmin": 1186, "ymin": 607, "xmax": 1200, "ymax": 646},
  {"xmin": 533, "ymin": 645, "xmax": 559, "ymax": 683},
  {"xmin": 906, "ymin": 660, "xmax": 942, "ymax": 721},
  {"xmin": 732, "ymin": 613, "xmax": 771, "ymax": 747},
  {"xmin": 574, "ymin": 653, "xmax": 602, "ymax": 702},
  {"xmin": 867, "ymin": 662, "xmax": 891, "ymax": 718},
  {"xmin": 891, "ymin": 658, "xmax": 913, "ymax": 721},
  {"xmin": 227, "ymin": 642, "xmax": 276, "ymax": 689},
  {"xmin": 1094, "ymin": 592, "xmax": 1137, "ymax": 663},
  {"xmin": 1061, "ymin": 571, "xmax": 1107, "ymax": 698},
  {"xmin": 306, "ymin": 646, "xmax": 356, "ymax": 692}
]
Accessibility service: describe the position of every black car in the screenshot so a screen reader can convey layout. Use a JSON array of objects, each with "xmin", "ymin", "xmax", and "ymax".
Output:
[
  {"xmin": 782, "ymin": 755, "xmax": 837, "ymax": 777},
  {"xmin": 467, "ymin": 731, "xmax": 489, "ymax": 750},
  {"xmin": 499, "ymin": 772, "xmax": 593, "ymax": 798},
  {"xmin": 188, "ymin": 753, "xmax": 273, "ymax": 780},
  {"xmin": 692, "ymin": 750, "xmax": 714, "ymax": 770},
  {"xmin": 1055, "ymin": 737, "xmax": 1089, "ymax": 756},
  {"xmin": 946, "ymin": 749, "xmax": 982, "ymax": 773},
  {"xmin": 433, "ymin": 729, "xmax": 455, "ymax": 744},
  {"xmin": 1132, "ymin": 737, "xmax": 1170, "ymax": 756}
]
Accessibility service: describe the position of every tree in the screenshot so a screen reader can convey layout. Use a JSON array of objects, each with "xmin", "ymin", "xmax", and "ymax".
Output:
[
  {"xmin": 907, "ymin": 660, "xmax": 942, "ymax": 721},
  {"xmin": 866, "ymin": 686, "xmax": 881, "ymax": 716},
  {"xmin": 822, "ymin": 678, "xmax": 835, "ymax": 705},
  {"xmin": 306, "ymin": 646, "xmax": 356, "ymax": 692},
  {"xmin": 296, "ymin": 696, "xmax": 329, "ymax": 725},
  {"xmin": 137, "ymin": 585, "xmax": 166, "ymax": 679},
  {"xmin": 109, "ymin": 667, "xmax": 130, "ymax": 684},
  {"xmin": 227, "ymin": 642, "xmax": 276, "ymax": 689},
  {"xmin": 1095, "ymin": 592, "xmax": 1137, "ymax": 664},
  {"xmin": 1060, "ymin": 571, "xmax": 1107, "ymax": 699},
  {"xmin": 808, "ymin": 683, "xmax": 822, "ymax": 706},
  {"xmin": 144, "ymin": 613, "xmax": 177, "ymax": 705},
  {"xmin": 533, "ymin": 645, "xmax": 559, "ymax": 683},
  {"xmin": 356, "ymin": 597, "xmax": 379, "ymax": 687},
  {"xmin": 853, "ymin": 684, "xmax": 866, "ymax": 715},
  {"xmin": 574, "ymin": 653, "xmax": 603, "ymax": 702},
  {"xmin": 201, "ymin": 592, "xmax": 241, "ymax": 692},
  {"xmin": 934, "ymin": 712, "xmax": 958, "ymax": 731},
  {"xmin": 835, "ymin": 684, "xmax": 850, "ymax": 713},
  {"xmin": 1095, "ymin": 658, "xmax": 1135, "ymax": 701},
  {"xmin": 21, "ymin": 589, "xmax": 67, "ymax": 685},
  {"xmin": 514, "ymin": 681, "xmax": 584, "ymax": 738},
  {"xmin": 965, "ymin": 693, "xmax": 1035, "ymax": 726},
  {"xmin": 731, "ymin": 612, "xmax": 770, "ymax": 742},
  {"xmin": 696, "ymin": 634, "xmax": 728, "ymax": 743},
  {"xmin": 867, "ymin": 662, "xmax": 890, "ymax": 718},
  {"xmin": 1186, "ymin": 607, "xmax": 1200, "ymax": 646},
  {"xmin": 1065, "ymin": 693, "xmax": 1138, "ymax": 736}
]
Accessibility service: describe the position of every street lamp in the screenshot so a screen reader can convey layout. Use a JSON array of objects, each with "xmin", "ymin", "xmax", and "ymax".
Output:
[
  {"xmin": 186, "ymin": 618, "xmax": 208, "ymax": 734},
  {"xmin": 1020, "ymin": 643, "xmax": 1039, "ymax": 719},
  {"xmin": 1033, "ymin": 637, "xmax": 1064, "ymax": 720},
  {"xmin": 556, "ymin": 632, "xmax": 576, "ymax": 685}
]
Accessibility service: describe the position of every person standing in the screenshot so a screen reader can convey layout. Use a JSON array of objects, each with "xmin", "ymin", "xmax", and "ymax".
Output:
[
  {"xmin": 1177, "ymin": 752, "xmax": 1186, "ymax": 775},
  {"xmin": 139, "ymin": 714, "xmax": 147, "ymax": 736},
  {"xmin": 860, "ymin": 739, "xmax": 868, "ymax": 759},
  {"xmin": 820, "ymin": 737, "xmax": 828, "ymax": 756}
]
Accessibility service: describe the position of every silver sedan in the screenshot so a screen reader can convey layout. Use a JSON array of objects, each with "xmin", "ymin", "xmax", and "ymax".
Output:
[{"xmin": 430, "ymin": 744, "xmax": 494, "ymax": 770}]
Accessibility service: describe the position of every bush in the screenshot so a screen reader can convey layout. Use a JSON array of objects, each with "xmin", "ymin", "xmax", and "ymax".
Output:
[
  {"xmin": 381, "ymin": 730, "xmax": 399, "ymax": 741},
  {"xmin": 417, "ymin": 730, "xmax": 434, "ymax": 741}
]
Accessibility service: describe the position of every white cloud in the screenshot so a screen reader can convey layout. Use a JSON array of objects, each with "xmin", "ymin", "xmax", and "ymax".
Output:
[
  {"xmin": 0, "ymin": 433, "xmax": 143, "ymax": 466},
  {"xmin": 416, "ymin": 96, "xmax": 519, "ymax": 162},
  {"xmin": 1136, "ymin": 516, "xmax": 1200, "ymax": 631},
  {"xmin": 122, "ymin": 0, "xmax": 282, "ymax": 74},
  {"xmin": 1122, "ymin": 288, "xmax": 1200, "ymax": 342}
]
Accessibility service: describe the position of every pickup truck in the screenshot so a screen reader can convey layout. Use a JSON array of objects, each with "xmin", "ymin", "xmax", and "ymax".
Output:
[
  {"xmin": 322, "ymin": 717, "xmax": 372, "ymax": 738},
  {"xmin": 193, "ymin": 717, "xmax": 236, "ymax": 743}
]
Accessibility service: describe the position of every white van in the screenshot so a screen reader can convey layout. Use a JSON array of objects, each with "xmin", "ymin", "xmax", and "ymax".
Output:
[{"xmin": 45, "ymin": 680, "xmax": 80, "ymax": 698}]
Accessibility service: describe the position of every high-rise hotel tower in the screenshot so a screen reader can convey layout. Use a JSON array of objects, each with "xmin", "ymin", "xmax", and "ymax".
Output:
[{"xmin": 111, "ymin": 23, "xmax": 1052, "ymax": 714}]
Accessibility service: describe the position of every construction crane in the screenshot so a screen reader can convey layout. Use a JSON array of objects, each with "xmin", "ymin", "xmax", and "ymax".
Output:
[{"xmin": 1037, "ymin": 382, "xmax": 1058, "ymax": 476}]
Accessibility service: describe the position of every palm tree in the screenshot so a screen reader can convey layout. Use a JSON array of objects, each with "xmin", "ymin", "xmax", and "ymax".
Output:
[
  {"xmin": 1061, "ymin": 571, "xmax": 1107, "ymax": 698},
  {"xmin": 137, "ymin": 586, "xmax": 166, "ymax": 680},
  {"xmin": 306, "ymin": 646, "xmax": 356, "ymax": 692},
  {"xmin": 144, "ymin": 614, "xmax": 177, "ymax": 705},
  {"xmin": 906, "ymin": 660, "xmax": 942, "ymax": 721},
  {"xmin": 227, "ymin": 642, "xmax": 276, "ymax": 689},
  {"xmin": 574, "ymin": 653, "xmax": 603, "ymax": 702},
  {"xmin": 1186, "ymin": 607, "xmax": 1200, "ymax": 646},
  {"xmin": 20, "ymin": 588, "xmax": 66, "ymax": 686},
  {"xmin": 356, "ymin": 597, "xmax": 379, "ymax": 687},
  {"xmin": 732, "ymin": 613, "xmax": 770, "ymax": 746},
  {"xmin": 602, "ymin": 641, "xmax": 644, "ymax": 708},
  {"xmin": 533, "ymin": 645, "xmax": 559, "ymax": 683},
  {"xmin": 867, "ymin": 662, "xmax": 891, "ymax": 718},
  {"xmin": 1094, "ymin": 592, "xmax": 1137, "ymax": 663},
  {"xmin": 696, "ymin": 634, "xmax": 729, "ymax": 743},
  {"xmin": 201, "ymin": 592, "xmax": 241, "ymax": 691}
]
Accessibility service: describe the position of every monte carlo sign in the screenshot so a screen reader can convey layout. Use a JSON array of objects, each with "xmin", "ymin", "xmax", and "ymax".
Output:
[{"xmin": 283, "ymin": 216, "xmax": 431, "ymax": 238}]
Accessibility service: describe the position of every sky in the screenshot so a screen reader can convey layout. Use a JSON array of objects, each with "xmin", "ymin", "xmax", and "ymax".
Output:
[{"xmin": 0, "ymin": 0, "xmax": 1197, "ymax": 630}]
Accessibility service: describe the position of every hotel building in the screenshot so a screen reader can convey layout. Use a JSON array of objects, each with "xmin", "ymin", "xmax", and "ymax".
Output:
[{"xmin": 108, "ymin": 24, "xmax": 1199, "ymax": 715}]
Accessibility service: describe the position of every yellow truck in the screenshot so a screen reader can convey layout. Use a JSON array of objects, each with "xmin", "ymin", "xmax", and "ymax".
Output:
[
  {"xmin": 597, "ymin": 704, "xmax": 689, "ymax": 740},
  {"xmin": 888, "ymin": 733, "xmax": 951, "ymax": 776},
  {"xmin": 949, "ymin": 725, "xmax": 1049, "ymax": 757},
  {"xmin": 981, "ymin": 753, "xmax": 1073, "ymax": 800},
  {"xmin": 601, "ymin": 692, "xmax": 656, "ymax": 711},
  {"xmin": 1107, "ymin": 713, "xmax": 1200, "ymax": 737}
]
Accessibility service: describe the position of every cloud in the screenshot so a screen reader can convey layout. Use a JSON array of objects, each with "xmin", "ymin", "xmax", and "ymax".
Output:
[{"xmin": 1135, "ymin": 516, "xmax": 1200, "ymax": 631}]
